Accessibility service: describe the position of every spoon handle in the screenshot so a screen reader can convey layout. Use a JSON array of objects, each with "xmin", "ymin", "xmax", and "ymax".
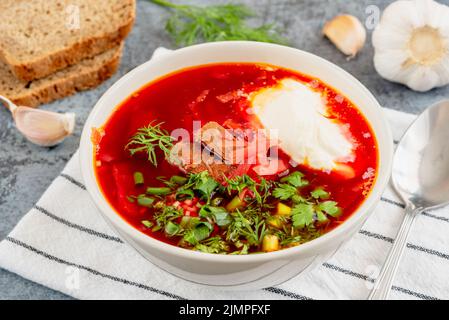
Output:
[{"xmin": 368, "ymin": 204, "xmax": 422, "ymax": 300}]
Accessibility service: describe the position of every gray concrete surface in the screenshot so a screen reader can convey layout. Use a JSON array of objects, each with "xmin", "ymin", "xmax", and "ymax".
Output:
[{"xmin": 1, "ymin": 0, "xmax": 448, "ymax": 299}]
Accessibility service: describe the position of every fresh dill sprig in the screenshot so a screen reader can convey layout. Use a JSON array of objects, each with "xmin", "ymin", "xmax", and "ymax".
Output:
[
  {"xmin": 151, "ymin": 0, "xmax": 288, "ymax": 46},
  {"xmin": 125, "ymin": 121, "xmax": 174, "ymax": 167}
]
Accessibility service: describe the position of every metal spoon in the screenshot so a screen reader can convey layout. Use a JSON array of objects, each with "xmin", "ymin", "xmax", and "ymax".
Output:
[{"xmin": 368, "ymin": 100, "xmax": 449, "ymax": 300}]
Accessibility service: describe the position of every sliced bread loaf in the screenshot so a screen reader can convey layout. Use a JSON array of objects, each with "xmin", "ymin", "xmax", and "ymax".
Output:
[
  {"xmin": 0, "ymin": 44, "xmax": 123, "ymax": 108},
  {"xmin": 0, "ymin": 0, "xmax": 135, "ymax": 82}
]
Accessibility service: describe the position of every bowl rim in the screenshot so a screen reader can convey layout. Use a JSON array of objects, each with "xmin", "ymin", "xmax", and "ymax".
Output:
[{"xmin": 80, "ymin": 41, "xmax": 393, "ymax": 264}]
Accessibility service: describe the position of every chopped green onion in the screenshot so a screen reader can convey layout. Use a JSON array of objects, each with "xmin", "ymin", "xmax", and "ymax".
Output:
[
  {"xmin": 133, "ymin": 172, "xmax": 144, "ymax": 185},
  {"xmin": 170, "ymin": 175, "xmax": 187, "ymax": 185},
  {"xmin": 146, "ymin": 187, "xmax": 172, "ymax": 196},
  {"xmin": 180, "ymin": 216, "xmax": 200, "ymax": 229},
  {"xmin": 142, "ymin": 220, "xmax": 154, "ymax": 228},
  {"xmin": 132, "ymin": 169, "xmax": 341, "ymax": 254},
  {"xmin": 194, "ymin": 177, "xmax": 219, "ymax": 201},
  {"xmin": 183, "ymin": 222, "xmax": 213, "ymax": 245},
  {"xmin": 175, "ymin": 188, "xmax": 194, "ymax": 200},
  {"xmin": 199, "ymin": 205, "xmax": 231, "ymax": 226},
  {"xmin": 137, "ymin": 196, "xmax": 155, "ymax": 207},
  {"xmin": 165, "ymin": 221, "xmax": 181, "ymax": 236}
]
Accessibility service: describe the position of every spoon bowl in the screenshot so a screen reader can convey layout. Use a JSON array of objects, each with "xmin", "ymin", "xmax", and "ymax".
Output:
[{"xmin": 393, "ymin": 100, "xmax": 449, "ymax": 209}]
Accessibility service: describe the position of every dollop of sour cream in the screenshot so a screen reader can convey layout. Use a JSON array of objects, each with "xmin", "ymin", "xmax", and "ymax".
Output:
[{"xmin": 250, "ymin": 78, "xmax": 354, "ymax": 171}]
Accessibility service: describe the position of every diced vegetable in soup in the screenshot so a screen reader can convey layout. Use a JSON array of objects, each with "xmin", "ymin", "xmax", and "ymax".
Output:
[{"xmin": 93, "ymin": 63, "xmax": 378, "ymax": 254}]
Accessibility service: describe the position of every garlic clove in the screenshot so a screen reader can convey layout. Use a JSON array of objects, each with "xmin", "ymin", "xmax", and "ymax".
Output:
[
  {"xmin": 323, "ymin": 14, "xmax": 367, "ymax": 58},
  {"xmin": 12, "ymin": 106, "xmax": 75, "ymax": 147}
]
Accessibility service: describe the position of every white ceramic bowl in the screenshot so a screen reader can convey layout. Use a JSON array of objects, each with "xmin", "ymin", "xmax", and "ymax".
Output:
[{"xmin": 80, "ymin": 41, "xmax": 393, "ymax": 290}]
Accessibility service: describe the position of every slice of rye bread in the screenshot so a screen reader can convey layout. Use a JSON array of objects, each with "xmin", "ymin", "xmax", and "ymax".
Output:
[
  {"xmin": 0, "ymin": 44, "xmax": 123, "ymax": 108},
  {"xmin": 0, "ymin": 0, "xmax": 135, "ymax": 82}
]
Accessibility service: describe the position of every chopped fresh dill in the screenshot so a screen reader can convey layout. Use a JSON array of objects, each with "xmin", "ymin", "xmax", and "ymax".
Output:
[
  {"xmin": 151, "ymin": 0, "xmax": 288, "ymax": 46},
  {"xmin": 125, "ymin": 121, "xmax": 174, "ymax": 167}
]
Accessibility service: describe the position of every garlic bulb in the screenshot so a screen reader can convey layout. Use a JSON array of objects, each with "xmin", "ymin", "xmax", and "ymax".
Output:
[
  {"xmin": 1, "ymin": 95, "xmax": 75, "ymax": 147},
  {"xmin": 323, "ymin": 15, "xmax": 367, "ymax": 58},
  {"xmin": 373, "ymin": 0, "xmax": 449, "ymax": 92}
]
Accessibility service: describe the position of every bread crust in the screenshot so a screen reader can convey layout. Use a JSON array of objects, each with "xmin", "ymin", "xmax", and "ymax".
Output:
[
  {"xmin": 10, "ymin": 46, "xmax": 122, "ymax": 108},
  {"xmin": 0, "ymin": 0, "xmax": 135, "ymax": 82}
]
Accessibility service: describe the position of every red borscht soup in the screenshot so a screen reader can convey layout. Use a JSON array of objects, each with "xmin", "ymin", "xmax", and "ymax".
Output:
[{"xmin": 93, "ymin": 63, "xmax": 378, "ymax": 254}]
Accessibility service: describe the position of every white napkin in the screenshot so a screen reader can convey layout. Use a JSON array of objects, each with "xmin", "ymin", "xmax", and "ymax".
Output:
[{"xmin": 1, "ymin": 97, "xmax": 449, "ymax": 301}]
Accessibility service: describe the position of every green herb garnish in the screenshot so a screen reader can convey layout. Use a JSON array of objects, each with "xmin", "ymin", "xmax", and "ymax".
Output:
[
  {"xmin": 280, "ymin": 171, "xmax": 309, "ymax": 188},
  {"xmin": 280, "ymin": 235, "xmax": 302, "ymax": 246},
  {"xmin": 142, "ymin": 220, "xmax": 154, "ymax": 228},
  {"xmin": 199, "ymin": 205, "xmax": 231, "ymax": 227},
  {"xmin": 225, "ymin": 175, "xmax": 272, "ymax": 205},
  {"xmin": 318, "ymin": 201, "xmax": 341, "ymax": 217},
  {"xmin": 183, "ymin": 222, "xmax": 213, "ymax": 245},
  {"xmin": 291, "ymin": 203, "xmax": 315, "ymax": 228},
  {"xmin": 183, "ymin": 171, "xmax": 219, "ymax": 203},
  {"xmin": 194, "ymin": 237, "xmax": 230, "ymax": 254},
  {"xmin": 133, "ymin": 171, "xmax": 144, "ymax": 185},
  {"xmin": 151, "ymin": 0, "xmax": 288, "ymax": 46},
  {"xmin": 273, "ymin": 184, "xmax": 298, "ymax": 200},
  {"xmin": 153, "ymin": 204, "xmax": 183, "ymax": 230},
  {"xmin": 274, "ymin": 172, "xmax": 310, "ymax": 200},
  {"xmin": 175, "ymin": 188, "xmax": 195, "ymax": 201},
  {"xmin": 225, "ymin": 209, "xmax": 267, "ymax": 246},
  {"xmin": 195, "ymin": 178, "xmax": 219, "ymax": 200},
  {"xmin": 126, "ymin": 121, "xmax": 174, "ymax": 167},
  {"xmin": 311, "ymin": 187, "xmax": 330, "ymax": 200},
  {"xmin": 137, "ymin": 196, "xmax": 155, "ymax": 207},
  {"xmin": 165, "ymin": 221, "xmax": 181, "ymax": 236},
  {"xmin": 146, "ymin": 187, "xmax": 172, "ymax": 196},
  {"xmin": 138, "ymin": 169, "xmax": 341, "ymax": 254},
  {"xmin": 170, "ymin": 175, "xmax": 188, "ymax": 185}
]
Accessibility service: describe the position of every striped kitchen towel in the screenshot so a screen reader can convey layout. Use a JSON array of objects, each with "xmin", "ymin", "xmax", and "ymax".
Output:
[{"xmin": 0, "ymin": 107, "xmax": 448, "ymax": 300}]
